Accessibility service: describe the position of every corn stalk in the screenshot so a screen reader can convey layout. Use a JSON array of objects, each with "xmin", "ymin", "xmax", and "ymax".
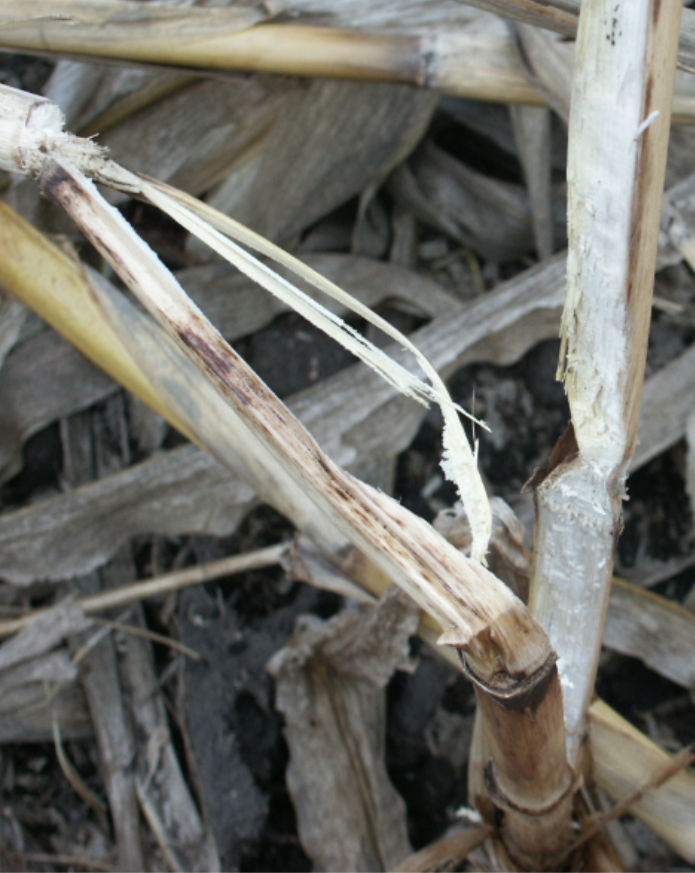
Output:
[
  {"xmin": 528, "ymin": 0, "xmax": 682, "ymax": 766},
  {"xmin": 1, "ymin": 1, "xmax": 695, "ymax": 120}
]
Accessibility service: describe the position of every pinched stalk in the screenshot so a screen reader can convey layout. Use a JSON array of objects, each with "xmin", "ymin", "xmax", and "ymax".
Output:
[{"xmin": 529, "ymin": 0, "xmax": 682, "ymax": 765}]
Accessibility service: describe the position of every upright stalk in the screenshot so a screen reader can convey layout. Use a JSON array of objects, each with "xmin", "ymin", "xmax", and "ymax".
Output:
[{"xmin": 529, "ymin": 0, "xmax": 682, "ymax": 765}]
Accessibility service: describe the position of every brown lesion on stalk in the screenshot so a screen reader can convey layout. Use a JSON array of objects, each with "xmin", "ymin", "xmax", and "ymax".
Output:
[
  {"xmin": 524, "ymin": 421, "xmax": 578, "ymax": 491},
  {"xmin": 176, "ymin": 326, "xmax": 252, "ymax": 407},
  {"xmin": 172, "ymin": 309, "xmax": 298, "ymax": 440},
  {"xmin": 41, "ymin": 161, "xmax": 143, "ymax": 299},
  {"xmin": 38, "ymin": 160, "xmax": 73, "ymax": 193}
]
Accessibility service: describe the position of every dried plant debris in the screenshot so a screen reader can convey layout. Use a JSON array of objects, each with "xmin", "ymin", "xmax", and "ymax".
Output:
[
  {"xmin": 267, "ymin": 588, "xmax": 417, "ymax": 872},
  {"xmin": 120, "ymin": 608, "xmax": 220, "ymax": 872},
  {"xmin": 0, "ymin": 11, "xmax": 694, "ymax": 870},
  {"xmin": 0, "ymin": 599, "xmax": 92, "ymax": 740},
  {"xmin": 192, "ymin": 78, "xmax": 438, "ymax": 247}
]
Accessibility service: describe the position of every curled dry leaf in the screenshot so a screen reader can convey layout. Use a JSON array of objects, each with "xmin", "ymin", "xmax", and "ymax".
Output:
[{"xmin": 267, "ymin": 588, "xmax": 418, "ymax": 872}]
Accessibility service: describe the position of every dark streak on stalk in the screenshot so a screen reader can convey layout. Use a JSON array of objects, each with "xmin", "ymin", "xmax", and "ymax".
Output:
[
  {"xmin": 626, "ymin": 67, "xmax": 655, "ymax": 309},
  {"xmin": 644, "ymin": 72, "xmax": 654, "ymax": 115},
  {"xmin": 314, "ymin": 449, "xmax": 502, "ymax": 635},
  {"xmin": 42, "ymin": 162, "xmax": 144, "ymax": 300},
  {"xmin": 174, "ymin": 310, "xmax": 295, "ymax": 439},
  {"xmin": 177, "ymin": 327, "xmax": 251, "ymax": 407},
  {"xmin": 445, "ymin": 580, "xmax": 486, "ymax": 622},
  {"xmin": 652, "ymin": 0, "xmax": 662, "ymax": 27},
  {"xmin": 39, "ymin": 162, "xmax": 72, "ymax": 193},
  {"xmin": 314, "ymin": 454, "xmax": 391, "ymax": 539}
]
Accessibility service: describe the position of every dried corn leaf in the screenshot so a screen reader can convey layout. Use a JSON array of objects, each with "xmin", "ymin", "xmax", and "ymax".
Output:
[
  {"xmin": 267, "ymin": 589, "xmax": 416, "ymax": 872},
  {"xmin": 98, "ymin": 74, "xmax": 290, "ymax": 201},
  {"xmin": 0, "ymin": 601, "xmax": 89, "ymax": 668},
  {"xmin": 0, "ymin": 678, "xmax": 91, "ymax": 743},
  {"xmin": 0, "ymin": 649, "xmax": 77, "ymax": 696},
  {"xmin": 590, "ymin": 700, "xmax": 695, "ymax": 864},
  {"xmin": 603, "ymin": 578, "xmax": 695, "ymax": 690},
  {"xmin": 0, "ymin": 325, "xmax": 115, "ymax": 482},
  {"xmin": 272, "ymin": 0, "xmax": 576, "ymax": 34},
  {"xmin": 513, "ymin": 22, "xmax": 574, "ymax": 122},
  {"xmin": 509, "ymin": 104, "xmax": 554, "ymax": 258},
  {"xmin": 0, "ymin": 579, "xmax": 92, "ymax": 747},
  {"xmin": 0, "ymin": 443, "xmax": 254, "ymax": 584},
  {"xmin": 632, "ymin": 342, "xmax": 695, "ymax": 471},
  {"xmin": 193, "ymin": 78, "xmax": 437, "ymax": 245},
  {"xmin": 44, "ymin": 59, "xmax": 195, "ymax": 139},
  {"xmin": 406, "ymin": 140, "xmax": 539, "ymax": 260},
  {"xmin": 664, "ymin": 170, "xmax": 695, "ymax": 271},
  {"xmin": 43, "ymin": 59, "xmax": 122, "ymax": 130},
  {"xmin": 0, "ymin": 288, "xmax": 25, "ymax": 367}
]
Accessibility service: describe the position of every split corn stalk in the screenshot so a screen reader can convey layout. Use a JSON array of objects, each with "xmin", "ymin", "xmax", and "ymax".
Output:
[
  {"xmin": 528, "ymin": 0, "xmax": 682, "ymax": 765},
  {"xmin": 0, "ymin": 85, "xmax": 575, "ymax": 868}
]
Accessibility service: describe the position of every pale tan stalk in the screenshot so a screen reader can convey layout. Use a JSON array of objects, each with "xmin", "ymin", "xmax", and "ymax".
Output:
[
  {"xmin": 528, "ymin": 0, "xmax": 682, "ymax": 765},
  {"xmin": 589, "ymin": 701, "xmax": 695, "ymax": 864},
  {"xmin": 2, "ymin": 2, "xmax": 695, "ymax": 119},
  {"xmin": 0, "ymin": 4, "xmax": 528, "ymax": 103}
]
